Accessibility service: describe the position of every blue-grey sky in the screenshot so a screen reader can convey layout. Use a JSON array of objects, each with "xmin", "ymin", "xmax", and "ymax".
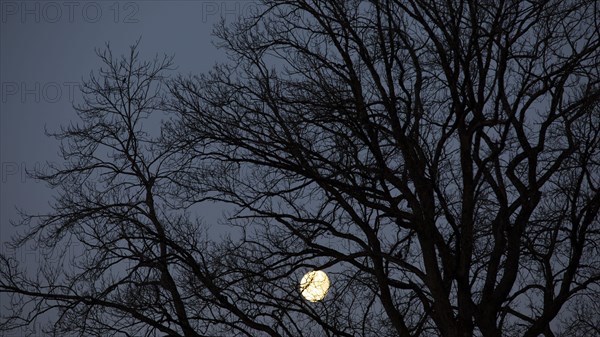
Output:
[{"xmin": 1, "ymin": 2, "xmax": 257, "ymax": 330}]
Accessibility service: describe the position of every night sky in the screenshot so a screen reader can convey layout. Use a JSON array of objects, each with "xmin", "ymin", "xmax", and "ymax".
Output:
[{"xmin": 2, "ymin": 2, "xmax": 598, "ymax": 336}]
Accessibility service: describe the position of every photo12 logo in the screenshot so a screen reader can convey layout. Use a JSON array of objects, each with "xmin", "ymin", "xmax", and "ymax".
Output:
[
  {"xmin": 1, "ymin": 161, "xmax": 50, "ymax": 183},
  {"xmin": 200, "ymin": 1, "xmax": 260, "ymax": 22},
  {"xmin": 1, "ymin": 161, "xmax": 105, "ymax": 184},
  {"xmin": 1, "ymin": 82, "xmax": 79, "ymax": 104},
  {"xmin": 1, "ymin": 1, "xmax": 140, "ymax": 24}
]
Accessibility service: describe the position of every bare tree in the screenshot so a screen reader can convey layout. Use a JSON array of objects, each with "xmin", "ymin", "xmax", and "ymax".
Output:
[
  {"xmin": 557, "ymin": 288, "xmax": 600, "ymax": 337},
  {"xmin": 2, "ymin": 0, "xmax": 600, "ymax": 336},
  {"xmin": 167, "ymin": 0, "xmax": 600, "ymax": 336}
]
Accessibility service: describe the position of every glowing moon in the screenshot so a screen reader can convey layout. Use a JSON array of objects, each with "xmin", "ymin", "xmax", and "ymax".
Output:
[{"xmin": 300, "ymin": 270, "xmax": 330, "ymax": 302}]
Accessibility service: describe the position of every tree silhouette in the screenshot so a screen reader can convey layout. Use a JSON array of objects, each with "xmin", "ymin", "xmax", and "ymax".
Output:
[{"xmin": 2, "ymin": 1, "xmax": 600, "ymax": 336}]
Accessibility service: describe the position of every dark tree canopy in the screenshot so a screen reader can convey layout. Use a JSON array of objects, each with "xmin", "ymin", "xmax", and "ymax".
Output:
[{"xmin": 2, "ymin": 1, "xmax": 600, "ymax": 337}]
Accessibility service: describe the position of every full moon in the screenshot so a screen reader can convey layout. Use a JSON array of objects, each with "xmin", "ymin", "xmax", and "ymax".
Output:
[{"xmin": 300, "ymin": 270, "xmax": 330, "ymax": 302}]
